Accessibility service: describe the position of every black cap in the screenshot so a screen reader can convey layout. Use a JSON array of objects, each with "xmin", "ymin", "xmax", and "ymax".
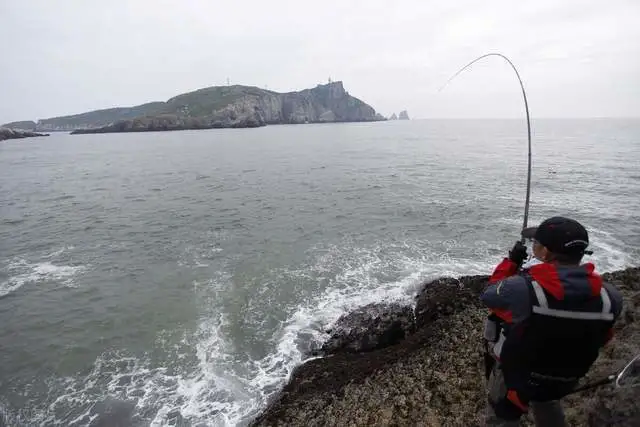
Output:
[{"xmin": 521, "ymin": 217, "xmax": 590, "ymax": 255}]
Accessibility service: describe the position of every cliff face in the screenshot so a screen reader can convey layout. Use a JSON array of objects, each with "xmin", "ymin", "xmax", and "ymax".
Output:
[{"xmin": 20, "ymin": 82, "xmax": 381, "ymax": 134}]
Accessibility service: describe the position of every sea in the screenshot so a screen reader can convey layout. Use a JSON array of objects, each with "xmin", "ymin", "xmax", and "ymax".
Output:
[{"xmin": 1, "ymin": 119, "xmax": 638, "ymax": 426}]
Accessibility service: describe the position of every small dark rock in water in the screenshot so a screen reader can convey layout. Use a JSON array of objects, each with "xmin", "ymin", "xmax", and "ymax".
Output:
[
  {"xmin": 0, "ymin": 127, "xmax": 49, "ymax": 142},
  {"xmin": 320, "ymin": 303, "xmax": 416, "ymax": 355},
  {"xmin": 88, "ymin": 398, "xmax": 135, "ymax": 427}
]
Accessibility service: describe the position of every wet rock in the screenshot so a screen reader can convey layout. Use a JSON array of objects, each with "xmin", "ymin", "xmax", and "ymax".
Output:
[
  {"xmin": 320, "ymin": 303, "xmax": 415, "ymax": 355},
  {"xmin": 414, "ymin": 275, "xmax": 487, "ymax": 328},
  {"xmin": 0, "ymin": 127, "xmax": 49, "ymax": 142}
]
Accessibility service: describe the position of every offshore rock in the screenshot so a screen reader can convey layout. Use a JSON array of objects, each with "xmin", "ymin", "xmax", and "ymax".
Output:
[
  {"xmin": 398, "ymin": 110, "xmax": 410, "ymax": 120},
  {"xmin": 0, "ymin": 127, "xmax": 49, "ymax": 142}
]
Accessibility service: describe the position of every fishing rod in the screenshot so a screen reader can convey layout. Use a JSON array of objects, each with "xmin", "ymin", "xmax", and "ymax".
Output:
[
  {"xmin": 439, "ymin": 53, "xmax": 532, "ymax": 241},
  {"xmin": 569, "ymin": 353, "xmax": 640, "ymax": 394}
]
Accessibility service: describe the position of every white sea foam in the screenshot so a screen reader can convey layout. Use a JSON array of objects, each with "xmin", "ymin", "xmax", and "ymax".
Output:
[
  {"xmin": 0, "ymin": 259, "xmax": 86, "ymax": 297},
  {"xmin": 15, "ymin": 234, "xmax": 632, "ymax": 426},
  {"xmin": 148, "ymin": 240, "xmax": 498, "ymax": 426}
]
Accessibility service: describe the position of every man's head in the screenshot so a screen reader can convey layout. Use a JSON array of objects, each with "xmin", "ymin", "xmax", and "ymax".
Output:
[{"xmin": 521, "ymin": 217, "xmax": 591, "ymax": 265}]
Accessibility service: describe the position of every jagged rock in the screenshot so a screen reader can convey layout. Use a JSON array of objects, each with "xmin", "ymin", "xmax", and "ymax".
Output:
[
  {"xmin": 398, "ymin": 110, "xmax": 410, "ymax": 120},
  {"xmin": 320, "ymin": 303, "xmax": 416, "ymax": 355},
  {"xmin": 0, "ymin": 127, "xmax": 49, "ymax": 142},
  {"xmin": 414, "ymin": 275, "xmax": 487, "ymax": 327},
  {"xmin": 389, "ymin": 113, "xmax": 398, "ymax": 120}
]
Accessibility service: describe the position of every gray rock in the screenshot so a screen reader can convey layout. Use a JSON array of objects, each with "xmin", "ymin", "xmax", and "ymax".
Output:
[
  {"xmin": 0, "ymin": 127, "xmax": 49, "ymax": 142},
  {"xmin": 320, "ymin": 303, "xmax": 416, "ymax": 354},
  {"xmin": 398, "ymin": 110, "xmax": 410, "ymax": 120}
]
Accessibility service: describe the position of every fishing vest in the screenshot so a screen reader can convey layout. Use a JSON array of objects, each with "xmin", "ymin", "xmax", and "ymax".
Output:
[{"xmin": 495, "ymin": 273, "xmax": 614, "ymax": 401}]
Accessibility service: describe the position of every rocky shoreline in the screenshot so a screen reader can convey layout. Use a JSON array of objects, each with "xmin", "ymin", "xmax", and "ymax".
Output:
[
  {"xmin": 0, "ymin": 127, "xmax": 49, "ymax": 142},
  {"xmin": 253, "ymin": 267, "xmax": 640, "ymax": 426}
]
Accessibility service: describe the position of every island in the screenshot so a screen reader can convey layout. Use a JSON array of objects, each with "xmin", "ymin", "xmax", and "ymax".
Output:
[{"xmin": 8, "ymin": 82, "xmax": 386, "ymax": 135}]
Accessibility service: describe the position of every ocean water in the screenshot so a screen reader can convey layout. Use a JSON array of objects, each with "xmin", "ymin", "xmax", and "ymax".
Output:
[{"xmin": 1, "ymin": 119, "xmax": 638, "ymax": 426}]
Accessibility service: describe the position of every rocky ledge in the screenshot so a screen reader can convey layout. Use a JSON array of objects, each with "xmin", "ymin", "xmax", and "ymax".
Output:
[
  {"xmin": 253, "ymin": 267, "xmax": 640, "ymax": 426},
  {"xmin": 0, "ymin": 127, "xmax": 49, "ymax": 142}
]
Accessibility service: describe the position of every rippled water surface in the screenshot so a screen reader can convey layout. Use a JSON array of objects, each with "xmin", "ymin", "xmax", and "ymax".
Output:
[{"xmin": 1, "ymin": 119, "xmax": 638, "ymax": 425}]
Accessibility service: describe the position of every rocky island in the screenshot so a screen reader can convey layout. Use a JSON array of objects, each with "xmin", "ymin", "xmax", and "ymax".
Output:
[
  {"xmin": 253, "ymin": 267, "xmax": 640, "ymax": 426},
  {"xmin": 9, "ymin": 82, "xmax": 384, "ymax": 135}
]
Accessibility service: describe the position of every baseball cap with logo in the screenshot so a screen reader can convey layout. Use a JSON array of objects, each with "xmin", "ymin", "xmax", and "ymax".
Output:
[{"xmin": 521, "ymin": 217, "xmax": 592, "ymax": 255}]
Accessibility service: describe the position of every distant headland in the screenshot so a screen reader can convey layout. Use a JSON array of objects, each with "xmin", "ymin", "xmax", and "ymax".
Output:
[{"xmin": 4, "ymin": 82, "xmax": 387, "ymax": 135}]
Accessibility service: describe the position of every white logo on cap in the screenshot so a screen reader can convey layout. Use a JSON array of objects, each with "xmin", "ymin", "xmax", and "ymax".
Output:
[{"xmin": 564, "ymin": 240, "xmax": 588, "ymax": 247}]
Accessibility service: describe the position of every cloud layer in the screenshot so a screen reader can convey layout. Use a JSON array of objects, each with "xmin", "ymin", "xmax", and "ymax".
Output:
[{"xmin": 1, "ymin": 0, "xmax": 638, "ymax": 122}]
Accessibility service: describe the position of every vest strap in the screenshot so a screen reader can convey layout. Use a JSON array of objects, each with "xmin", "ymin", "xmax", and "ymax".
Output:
[
  {"xmin": 530, "ymin": 280, "xmax": 614, "ymax": 321},
  {"xmin": 531, "ymin": 305, "xmax": 614, "ymax": 321}
]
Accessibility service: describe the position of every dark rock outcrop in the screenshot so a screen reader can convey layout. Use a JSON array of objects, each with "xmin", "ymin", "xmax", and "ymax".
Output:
[
  {"xmin": 398, "ymin": 110, "xmax": 410, "ymax": 120},
  {"xmin": 320, "ymin": 303, "xmax": 416, "ymax": 355},
  {"xmin": 0, "ymin": 127, "xmax": 49, "ymax": 142},
  {"xmin": 253, "ymin": 267, "xmax": 640, "ymax": 426}
]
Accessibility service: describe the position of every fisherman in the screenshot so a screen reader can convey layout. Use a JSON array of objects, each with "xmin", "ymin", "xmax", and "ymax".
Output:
[{"xmin": 481, "ymin": 217, "xmax": 623, "ymax": 426}]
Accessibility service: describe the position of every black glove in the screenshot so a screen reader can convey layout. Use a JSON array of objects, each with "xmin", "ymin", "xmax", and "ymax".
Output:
[{"xmin": 508, "ymin": 241, "xmax": 528, "ymax": 267}]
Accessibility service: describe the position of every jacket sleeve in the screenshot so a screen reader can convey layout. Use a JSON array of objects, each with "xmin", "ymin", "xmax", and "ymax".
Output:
[
  {"xmin": 481, "ymin": 275, "xmax": 531, "ymax": 323},
  {"xmin": 603, "ymin": 281, "xmax": 624, "ymax": 344},
  {"xmin": 603, "ymin": 282, "xmax": 624, "ymax": 320},
  {"xmin": 489, "ymin": 258, "xmax": 519, "ymax": 283}
]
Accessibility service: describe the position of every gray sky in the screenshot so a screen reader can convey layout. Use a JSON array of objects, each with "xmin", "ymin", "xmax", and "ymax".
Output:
[{"xmin": 1, "ymin": 0, "xmax": 639, "ymax": 123}]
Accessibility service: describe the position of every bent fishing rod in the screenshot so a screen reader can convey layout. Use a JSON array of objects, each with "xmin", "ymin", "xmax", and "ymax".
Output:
[
  {"xmin": 569, "ymin": 353, "xmax": 640, "ymax": 394},
  {"xmin": 439, "ymin": 53, "xmax": 532, "ymax": 241}
]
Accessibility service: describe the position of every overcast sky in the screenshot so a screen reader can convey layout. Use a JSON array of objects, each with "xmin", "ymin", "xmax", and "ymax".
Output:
[{"xmin": 1, "ymin": 0, "xmax": 639, "ymax": 123}]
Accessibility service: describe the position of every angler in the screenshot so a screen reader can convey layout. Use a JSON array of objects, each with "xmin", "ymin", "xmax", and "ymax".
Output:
[
  {"xmin": 481, "ymin": 217, "xmax": 624, "ymax": 426},
  {"xmin": 442, "ymin": 54, "xmax": 628, "ymax": 426}
]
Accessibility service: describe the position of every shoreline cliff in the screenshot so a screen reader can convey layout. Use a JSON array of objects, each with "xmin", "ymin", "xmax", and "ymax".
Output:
[{"xmin": 253, "ymin": 267, "xmax": 640, "ymax": 426}]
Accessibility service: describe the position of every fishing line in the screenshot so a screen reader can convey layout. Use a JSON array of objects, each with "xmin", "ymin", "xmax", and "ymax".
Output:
[{"xmin": 439, "ymin": 53, "xmax": 532, "ymax": 239}]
